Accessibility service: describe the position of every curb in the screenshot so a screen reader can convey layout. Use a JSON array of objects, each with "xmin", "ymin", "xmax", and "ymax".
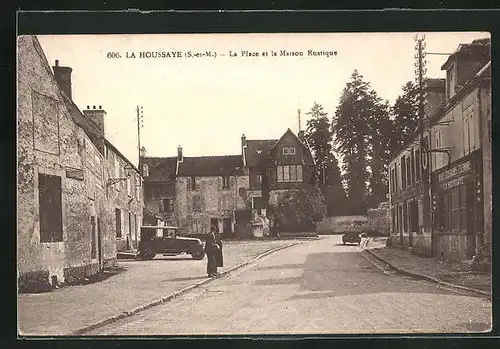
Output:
[
  {"xmin": 69, "ymin": 241, "xmax": 304, "ymax": 335},
  {"xmin": 365, "ymin": 249, "xmax": 491, "ymax": 299}
]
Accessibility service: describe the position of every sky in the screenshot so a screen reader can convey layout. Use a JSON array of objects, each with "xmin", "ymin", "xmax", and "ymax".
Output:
[{"xmin": 37, "ymin": 32, "xmax": 490, "ymax": 167}]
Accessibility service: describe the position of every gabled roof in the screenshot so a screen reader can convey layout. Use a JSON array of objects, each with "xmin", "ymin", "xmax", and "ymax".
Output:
[
  {"xmin": 178, "ymin": 155, "xmax": 243, "ymax": 177},
  {"xmin": 270, "ymin": 128, "xmax": 311, "ymax": 154},
  {"xmin": 244, "ymin": 139, "xmax": 278, "ymax": 167},
  {"xmin": 141, "ymin": 156, "xmax": 177, "ymax": 182}
]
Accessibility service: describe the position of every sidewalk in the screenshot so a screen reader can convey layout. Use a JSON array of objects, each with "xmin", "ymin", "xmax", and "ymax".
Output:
[
  {"xmin": 365, "ymin": 241, "xmax": 491, "ymax": 297},
  {"xmin": 18, "ymin": 239, "xmax": 304, "ymax": 336}
]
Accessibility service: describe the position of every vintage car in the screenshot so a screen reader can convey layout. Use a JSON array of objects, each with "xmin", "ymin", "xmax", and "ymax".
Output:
[
  {"xmin": 342, "ymin": 231, "xmax": 362, "ymax": 246},
  {"xmin": 138, "ymin": 226, "xmax": 205, "ymax": 260}
]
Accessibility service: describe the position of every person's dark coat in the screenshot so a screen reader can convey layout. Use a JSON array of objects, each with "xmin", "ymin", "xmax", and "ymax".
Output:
[
  {"xmin": 215, "ymin": 235, "xmax": 223, "ymax": 267},
  {"xmin": 205, "ymin": 231, "xmax": 218, "ymax": 255}
]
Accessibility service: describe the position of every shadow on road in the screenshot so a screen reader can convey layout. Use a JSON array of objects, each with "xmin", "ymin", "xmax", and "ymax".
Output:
[{"xmin": 251, "ymin": 252, "xmax": 485, "ymax": 300}]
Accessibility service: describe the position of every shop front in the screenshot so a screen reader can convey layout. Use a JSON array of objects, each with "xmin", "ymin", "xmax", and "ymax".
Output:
[{"xmin": 431, "ymin": 151, "xmax": 483, "ymax": 261}]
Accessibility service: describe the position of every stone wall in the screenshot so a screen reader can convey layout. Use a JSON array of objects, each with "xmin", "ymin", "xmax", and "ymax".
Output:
[
  {"xmin": 17, "ymin": 36, "xmax": 116, "ymax": 291},
  {"xmin": 176, "ymin": 175, "xmax": 249, "ymax": 235}
]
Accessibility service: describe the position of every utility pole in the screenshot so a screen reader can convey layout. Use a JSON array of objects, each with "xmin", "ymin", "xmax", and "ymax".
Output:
[
  {"xmin": 137, "ymin": 106, "xmax": 144, "ymax": 171},
  {"xmin": 414, "ymin": 35, "xmax": 431, "ymax": 239}
]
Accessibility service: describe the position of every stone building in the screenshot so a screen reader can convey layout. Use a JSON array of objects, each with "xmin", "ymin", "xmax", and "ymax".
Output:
[
  {"xmin": 388, "ymin": 38, "xmax": 491, "ymax": 261},
  {"xmin": 103, "ymin": 139, "xmax": 144, "ymax": 252},
  {"xmin": 17, "ymin": 36, "xmax": 117, "ymax": 291},
  {"xmin": 175, "ymin": 149, "xmax": 249, "ymax": 238}
]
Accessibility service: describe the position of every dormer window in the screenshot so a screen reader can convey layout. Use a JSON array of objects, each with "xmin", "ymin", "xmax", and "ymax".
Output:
[
  {"xmin": 446, "ymin": 63, "xmax": 457, "ymax": 101},
  {"xmin": 142, "ymin": 164, "xmax": 149, "ymax": 178}
]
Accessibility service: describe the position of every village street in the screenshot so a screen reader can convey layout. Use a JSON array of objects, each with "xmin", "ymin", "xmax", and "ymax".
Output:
[{"xmin": 88, "ymin": 236, "xmax": 491, "ymax": 335}]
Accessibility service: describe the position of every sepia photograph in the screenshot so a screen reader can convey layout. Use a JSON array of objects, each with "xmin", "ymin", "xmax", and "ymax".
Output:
[{"xmin": 17, "ymin": 30, "xmax": 492, "ymax": 336}]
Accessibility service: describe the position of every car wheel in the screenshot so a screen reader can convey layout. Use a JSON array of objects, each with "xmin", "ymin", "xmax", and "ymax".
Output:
[
  {"xmin": 343, "ymin": 241, "xmax": 346, "ymax": 245},
  {"xmin": 191, "ymin": 250, "xmax": 205, "ymax": 260},
  {"xmin": 141, "ymin": 248, "xmax": 155, "ymax": 260}
]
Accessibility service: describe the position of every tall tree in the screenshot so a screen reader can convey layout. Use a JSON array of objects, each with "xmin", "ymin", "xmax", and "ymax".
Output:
[
  {"xmin": 304, "ymin": 102, "xmax": 347, "ymax": 216},
  {"xmin": 332, "ymin": 70, "xmax": 376, "ymax": 214},
  {"xmin": 391, "ymin": 81, "xmax": 419, "ymax": 153},
  {"xmin": 366, "ymin": 91, "xmax": 393, "ymax": 207}
]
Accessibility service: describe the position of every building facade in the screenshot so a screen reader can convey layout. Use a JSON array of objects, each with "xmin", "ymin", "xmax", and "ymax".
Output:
[
  {"xmin": 17, "ymin": 36, "xmax": 117, "ymax": 291},
  {"xmin": 388, "ymin": 38, "xmax": 491, "ymax": 261},
  {"xmin": 104, "ymin": 139, "xmax": 144, "ymax": 252}
]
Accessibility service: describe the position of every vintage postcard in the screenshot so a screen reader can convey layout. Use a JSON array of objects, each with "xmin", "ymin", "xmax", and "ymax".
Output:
[{"xmin": 17, "ymin": 31, "xmax": 492, "ymax": 336}]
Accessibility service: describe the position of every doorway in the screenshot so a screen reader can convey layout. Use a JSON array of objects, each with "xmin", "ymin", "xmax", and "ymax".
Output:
[
  {"xmin": 97, "ymin": 217, "xmax": 103, "ymax": 271},
  {"xmin": 223, "ymin": 218, "xmax": 232, "ymax": 238},
  {"xmin": 210, "ymin": 218, "xmax": 219, "ymax": 232}
]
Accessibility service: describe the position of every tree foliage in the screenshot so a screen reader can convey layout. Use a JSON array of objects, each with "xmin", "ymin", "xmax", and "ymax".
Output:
[
  {"xmin": 391, "ymin": 81, "xmax": 420, "ymax": 152},
  {"xmin": 304, "ymin": 102, "xmax": 347, "ymax": 216},
  {"xmin": 275, "ymin": 185, "xmax": 327, "ymax": 230},
  {"xmin": 332, "ymin": 70, "xmax": 393, "ymax": 213}
]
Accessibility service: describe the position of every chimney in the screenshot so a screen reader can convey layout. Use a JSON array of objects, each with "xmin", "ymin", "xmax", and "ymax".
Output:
[
  {"xmin": 177, "ymin": 145, "xmax": 183, "ymax": 162},
  {"xmin": 82, "ymin": 105, "xmax": 106, "ymax": 137},
  {"xmin": 52, "ymin": 60, "xmax": 73, "ymax": 99},
  {"xmin": 424, "ymin": 78, "xmax": 446, "ymax": 118},
  {"xmin": 241, "ymin": 134, "xmax": 247, "ymax": 148}
]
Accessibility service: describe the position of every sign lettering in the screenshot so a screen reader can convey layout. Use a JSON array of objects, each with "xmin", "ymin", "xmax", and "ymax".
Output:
[{"xmin": 438, "ymin": 161, "xmax": 471, "ymax": 182}]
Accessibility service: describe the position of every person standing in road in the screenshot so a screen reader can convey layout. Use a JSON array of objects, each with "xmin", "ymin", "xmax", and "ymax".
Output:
[
  {"xmin": 205, "ymin": 225, "xmax": 219, "ymax": 277},
  {"xmin": 215, "ymin": 229, "xmax": 224, "ymax": 273}
]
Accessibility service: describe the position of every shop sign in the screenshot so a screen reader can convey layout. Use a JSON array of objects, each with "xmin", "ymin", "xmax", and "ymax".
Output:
[
  {"xmin": 439, "ymin": 174, "xmax": 470, "ymax": 190},
  {"xmin": 65, "ymin": 167, "xmax": 84, "ymax": 180},
  {"xmin": 438, "ymin": 161, "xmax": 471, "ymax": 182}
]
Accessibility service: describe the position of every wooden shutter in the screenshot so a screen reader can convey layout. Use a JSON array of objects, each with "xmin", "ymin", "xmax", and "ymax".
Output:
[
  {"xmin": 229, "ymin": 176, "xmax": 236, "ymax": 189},
  {"xmin": 195, "ymin": 177, "xmax": 200, "ymax": 191},
  {"xmin": 187, "ymin": 177, "xmax": 192, "ymax": 191}
]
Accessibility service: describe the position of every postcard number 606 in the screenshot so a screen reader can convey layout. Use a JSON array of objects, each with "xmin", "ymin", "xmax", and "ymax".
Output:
[{"xmin": 107, "ymin": 52, "xmax": 122, "ymax": 59}]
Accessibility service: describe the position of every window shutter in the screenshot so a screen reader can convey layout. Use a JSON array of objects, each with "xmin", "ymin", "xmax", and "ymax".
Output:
[
  {"xmin": 187, "ymin": 177, "xmax": 192, "ymax": 190},
  {"xmin": 297, "ymin": 165, "xmax": 303, "ymax": 182},
  {"xmin": 195, "ymin": 177, "xmax": 200, "ymax": 191},
  {"xmin": 219, "ymin": 176, "xmax": 222, "ymax": 190},
  {"xmin": 169, "ymin": 199, "xmax": 174, "ymax": 212},
  {"xmin": 230, "ymin": 176, "xmax": 235, "ymax": 189}
]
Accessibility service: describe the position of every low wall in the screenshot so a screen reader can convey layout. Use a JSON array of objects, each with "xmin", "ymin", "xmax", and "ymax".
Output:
[{"xmin": 316, "ymin": 216, "xmax": 370, "ymax": 234}]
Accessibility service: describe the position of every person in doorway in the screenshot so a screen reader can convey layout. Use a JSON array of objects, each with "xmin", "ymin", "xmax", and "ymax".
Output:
[
  {"xmin": 215, "ymin": 229, "xmax": 224, "ymax": 273},
  {"xmin": 205, "ymin": 225, "xmax": 219, "ymax": 277}
]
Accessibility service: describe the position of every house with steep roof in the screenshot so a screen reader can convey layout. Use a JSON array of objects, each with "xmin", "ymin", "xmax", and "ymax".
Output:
[{"xmin": 242, "ymin": 128, "xmax": 316, "ymax": 215}]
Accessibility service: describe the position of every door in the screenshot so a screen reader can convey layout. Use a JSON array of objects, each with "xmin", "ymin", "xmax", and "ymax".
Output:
[
  {"xmin": 223, "ymin": 218, "xmax": 232, "ymax": 238},
  {"xmin": 97, "ymin": 218, "xmax": 103, "ymax": 270},
  {"xmin": 210, "ymin": 218, "xmax": 219, "ymax": 232}
]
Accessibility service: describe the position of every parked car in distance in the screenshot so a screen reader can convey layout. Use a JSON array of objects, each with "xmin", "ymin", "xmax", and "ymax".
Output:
[
  {"xmin": 342, "ymin": 231, "xmax": 361, "ymax": 246},
  {"xmin": 138, "ymin": 226, "xmax": 205, "ymax": 260}
]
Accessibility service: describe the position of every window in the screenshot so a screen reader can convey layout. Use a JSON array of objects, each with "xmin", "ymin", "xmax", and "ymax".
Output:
[
  {"xmin": 256, "ymin": 174, "xmax": 263, "ymax": 183},
  {"xmin": 222, "ymin": 176, "xmax": 230, "ymax": 189},
  {"xmin": 192, "ymin": 195, "xmax": 201, "ymax": 211},
  {"xmin": 135, "ymin": 175, "xmax": 141, "ymax": 201},
  {"xmin": 406, "ymin": 156, "xmax": 411, "ymax": 187},
  {"xmin": 282, "ymin": 147, "xmax": 296, "ymax": 155},
  {"xmin": 283, "ymin": 165, "xmax": 290, "ymax": 182},
  {"xmin": 115, "ymin": 208, "xmax": 122, "ymax": 238},
  {"xmin": 38, "ymin": 173, "xmax": 63, "ymax": 243},
  {"xmin": 90, "ymin": 216, "xmax": 97, "ymax": 258},
  {"xmin": 161, "ymin": 198, "xmax": 174, "ymax": 213},
  {"xmin": 289, "ymin": 165, "xmax": 297, "ymax": 181},
  {"xmin": 277, "ymin": 165, "xmax": 303, "ymax": 182},
  {"xmin": 410, "ymin": 149, "xmax": 415, "ymax": 185},
  {"xmin": 277, "ymin": 166, "xmax": 283, "ymax": 182},
  {"xmin": 450, "ymin": 187, "xmax": 459, "ymax": 231},
  {"xmin": 395, "ymin": 165, "xmax": 399, "ymax": 193},
  {"xmin": 415, "ymin": 148, "xmax": 421, "ymax": 182},
  {"xmin": 401, "ymin": 156, "xmax": 406, "ymax": 189},
  {"xmin": 297, "ymin": 165, "xmax": 303, "ymax": 182},
  {"xmin": 403, "ymin": 201, "xmax": 408, "ymax": 233},
  {"xmin": 459, "ymin": 185, "xmax": 467, "ymax": 232}
]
